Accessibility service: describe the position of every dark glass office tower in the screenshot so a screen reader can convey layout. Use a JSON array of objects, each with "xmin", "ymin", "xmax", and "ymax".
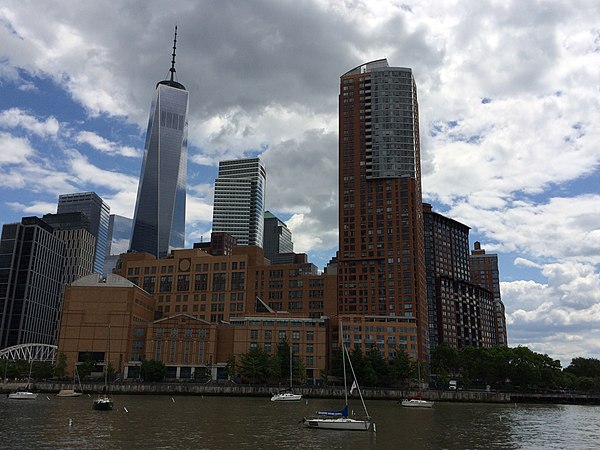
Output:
[
  {"xmin": 337, "ymin": 59, "xmax": 428, "ymax": 362},
  {"xmin": 130, "ymin": 28, "xmax": 189, "ymax": 259},
  {"xmin": 57, "ymin": 192, "xmax": 110, "ymax": 274},
  {"xmin": 0, "ymin": 217, "xmax": 64, "ymax": 347}
]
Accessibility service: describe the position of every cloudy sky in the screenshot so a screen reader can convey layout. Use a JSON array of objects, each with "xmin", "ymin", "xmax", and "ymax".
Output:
[{"xmin": 1, "ymin": 0, "xmax": 599, "ymax": 366}]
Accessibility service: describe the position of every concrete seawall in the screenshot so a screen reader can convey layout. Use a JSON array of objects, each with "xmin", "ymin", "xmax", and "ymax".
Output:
[
  {"xmin": 3, "ymin": 381, "xmax": 510, "ymax": 402},
  {"xmin": 5, "ymin": 382, "xmax": 599, "ymax": 404}
]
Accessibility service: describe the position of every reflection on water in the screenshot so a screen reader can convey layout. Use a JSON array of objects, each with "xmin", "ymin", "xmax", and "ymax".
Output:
[{"xmin": 2, "ymin": 394, "xmax": 599, "ymax": 449}]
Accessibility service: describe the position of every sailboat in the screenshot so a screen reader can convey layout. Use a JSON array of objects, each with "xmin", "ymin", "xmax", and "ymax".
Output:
[
  {"xmin": 57, "ymin": 365, "xmax": 83, "ymax": 397},
  {"xmin": 302, "ymin": 328, "xmax": 373, "ymax": 431},
  {"xmin": 8, "ymin": 358, "xmax": 38, "ymax": 400},
  {"xmin": 401, "ymin": 361, "xmax": 433, "ymax": 408},
  {"xmin": 93, "ymin": 328, "xmax": 113, "ymax": 410},
  {"xmin": 271, "ymin": 346, "xmax": 302, "ymax": 402}
]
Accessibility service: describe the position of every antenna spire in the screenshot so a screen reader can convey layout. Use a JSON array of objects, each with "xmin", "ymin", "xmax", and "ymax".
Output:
[{"xmin": 170, "ymin": 25, "xmax": 178, "ymax": 82}]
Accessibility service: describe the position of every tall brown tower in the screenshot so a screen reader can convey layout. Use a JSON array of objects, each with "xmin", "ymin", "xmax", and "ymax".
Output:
[{"xmin": 337, "ymin": 59, "xmax": 428, "ymax": 362}]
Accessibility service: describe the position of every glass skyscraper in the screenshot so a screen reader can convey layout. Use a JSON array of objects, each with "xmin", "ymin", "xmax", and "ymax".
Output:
[
  {"xmin": 57, "ymin": 192, "xmax": 110, "ymax": 274},
  {"xmin": 212, "ymin": 158, "xmax": 266, "ymax": 247},
  {"xmin": 130, "ymin": 28, "xmax": 189, "ymax": 259}
]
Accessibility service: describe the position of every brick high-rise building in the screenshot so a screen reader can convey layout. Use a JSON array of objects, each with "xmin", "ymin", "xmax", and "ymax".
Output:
[
  {"xmin": 471, "ymin": 242, "xmax": 508, "ymax": 346},
  {"xmin": 423, "ymin": 204, "xmax": 496, "ymax": 350},
  {"xmin": 337, "ymin": 59, "xmax": 428, "ymax": 362}
]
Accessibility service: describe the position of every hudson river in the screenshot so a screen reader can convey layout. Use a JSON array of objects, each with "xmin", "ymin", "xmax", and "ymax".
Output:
[{"xmin": 2, "ymin": 394, "xmax": 599, "ymax": 449}]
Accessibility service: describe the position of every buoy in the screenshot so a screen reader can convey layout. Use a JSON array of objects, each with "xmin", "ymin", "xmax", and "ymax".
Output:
[
  {"xmin": 171, "ymin": 397, "xmax": 175, "ymax": 402},
  {"xmin": 124, "ymin": 407, "xmax": 128, "ymax": 413},
  {"xmin": 305, "ymin": 399, "xmax": 308, "ymax": 405},
  {"xmin": 68, "ymin": 418, "xmax": 72, "ymax": 427},
  {"xmin": 46, "ymin": 396, "xmax": 50, "ymax": 400},
  {"xmin": 373, "ymin": 423, "xmax": 376, "ymax": 433}
]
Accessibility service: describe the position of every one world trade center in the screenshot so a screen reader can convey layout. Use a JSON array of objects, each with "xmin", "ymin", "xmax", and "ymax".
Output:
[{"xmin": 130, "ymin": 27, "xmax": 188, "ymax": 259}]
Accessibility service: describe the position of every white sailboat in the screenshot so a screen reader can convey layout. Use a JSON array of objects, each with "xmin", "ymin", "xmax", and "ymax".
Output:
[
  {"xmin": 302, "ymin": 326, "xmax": 373, "ymax": 431},
  {"xmin": 8, "ymin": 358, "xmax": 38, "ymax": 400},
  {"xmin": 57, "ymin": 365, "xmax": 83, "ymax": 397},
  {"xmin": 271, "ymin": 346, "xmax": 302, "ymax": 401}
]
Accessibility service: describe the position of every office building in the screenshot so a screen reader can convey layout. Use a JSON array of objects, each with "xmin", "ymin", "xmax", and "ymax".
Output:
[
  {"xmin": 130, "ymin": 27, "xmax": 189, "ymax": 259},
  {"xmin": 423, "ymin": 204, "xmax": 496, "ymax": 350},
  {"xmin": 104, "ymin": 214, "xmax": 133, "ymax": 275},
  {"xmin": 471, "ymin": 242, "xmax": 508, "ymax": 346},
  {"xmin": 263, "ymin": 211, "xmax": 293, "ymax": 260},
  {"xmin": 42, "ymin": 212, "xmax": 96, "ymax": 285},
  {"xmin": 0, "ymin": 217, "xmax": 65, "ymax": 348},
  {"xmin": 212, "ymin": 158, "xmax": 266, "ymax": 247},
  {"xmin": 337, "ymin": 59, "xmax": 428, "ymax": 361},
  {"xmin": 57, "ymin": 192, "xmax": 110, "ymax": 274}
]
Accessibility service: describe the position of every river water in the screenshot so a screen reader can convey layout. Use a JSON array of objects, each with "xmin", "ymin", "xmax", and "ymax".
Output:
[{"xmin": 1, "ymin": 394, "xmax": 599, "ymax": 449}]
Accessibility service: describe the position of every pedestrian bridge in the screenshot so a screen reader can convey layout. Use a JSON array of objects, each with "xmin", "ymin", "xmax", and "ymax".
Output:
[{"xmin": 0, "ymin": 343, "xmax": 57, "ymax": 362}]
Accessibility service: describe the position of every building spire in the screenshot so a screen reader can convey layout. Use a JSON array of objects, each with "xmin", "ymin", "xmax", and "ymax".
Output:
[
  {"xmin": 170, "ymin": 25, "xmax": 178, "ymax": 82},
  {"xmin": 157, "ymin": 25, "xmax": 185, "ymax": 90}
]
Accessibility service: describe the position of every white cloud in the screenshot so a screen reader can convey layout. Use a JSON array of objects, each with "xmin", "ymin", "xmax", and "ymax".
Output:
[
  {"xmin": 0, "ymin": 108, "xmax": 60, "ymax": 136},
  {"xmin": 0, "ymin": 132, "xmax": 35, "ymax": 166},
  {"xmin": 75, "ymin": 131, "xmax": 139, "ymax": 157}
]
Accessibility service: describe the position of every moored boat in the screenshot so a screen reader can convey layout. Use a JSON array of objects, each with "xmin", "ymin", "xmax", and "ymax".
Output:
[{"xmin": 401, "ymin": 398, "xmax": 434, "ymax": 408}]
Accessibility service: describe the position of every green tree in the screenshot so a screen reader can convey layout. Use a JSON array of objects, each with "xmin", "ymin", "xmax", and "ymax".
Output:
[
  {"xmin": 565, "ymin": 357, "xmax": 600, "ymax": 378},
  {"xmin": 390, "ymin": 347, "xmax": 412, "ymax": 387},
  {"xmin": 77, "ymin": 353, "xmax": 96, "ymax": 379},
  {"xmin": 54, "ymin": 352, "xmax": 68, "ymax": 379},
  {"xmin": 140, "ymin": 359, "xmax": 167, "ymax": 382},
  {"xmin": 238, "ymin": 348, "xmax": 271, "ymax": 383}
]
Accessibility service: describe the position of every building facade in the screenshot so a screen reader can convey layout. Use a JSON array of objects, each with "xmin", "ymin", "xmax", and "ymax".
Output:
[
  {"xmin": 263, "ymin": 211, "xmax": 293, "ymax": 260},
  {"xmin": 471, "ymin": 242, "xmax": 508, "ymax": 346},
  {"xmin": 104, "ymin": 214, "xmax": 133, "ymax": 275},
  {"xmin": 42, "ymin": 212, "xmax": 96, "ymax": 285},
  {"xmin": 212, "ymin": 158, "xmax": 266, "ymax": 247},
  {"xmin": 337, "ymin": 59, "xmax": 428, "ymax": 362},
  {"xmin": 423, "ymin": 204, "xmax": 497, "ymax": 350},
  {"xmin": 57, "ymin": 192, "xmax": 110, "ymax": 274},
  {"xmin": 0, "ymin": 217, "xmax": 65, "ymax": 348},
  {"xmin": 130, "ymin": 29, "xmax": 189, "ymax": 259}
]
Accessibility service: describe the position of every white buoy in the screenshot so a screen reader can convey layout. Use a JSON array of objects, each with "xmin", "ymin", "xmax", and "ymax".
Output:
[
  {"xmin": 373, "ymin": 423, "xmax": 376, "ymax": 433},
  {"xmin": 46, "ymin": 396, "xmax": 50, "ymax": 400},
  {"xmin": 124, "ymin": 407, "xmax": 128, "ymax": 413},
  {"xmin": 305, "ymin": 399, "xmax": 308, "ymax": 405},
  {"xmin": 171, "ymin": 397, "xmax": 175, "ymax": 402},
  {"xmin": 68, "ymin": 418, "xmax": 72, "ymax": 427}
]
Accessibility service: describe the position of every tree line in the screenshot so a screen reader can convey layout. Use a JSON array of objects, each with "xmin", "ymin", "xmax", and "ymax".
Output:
[{"xmin": 4, "ymin": 345, "xmax": 600, "ymax": 393}]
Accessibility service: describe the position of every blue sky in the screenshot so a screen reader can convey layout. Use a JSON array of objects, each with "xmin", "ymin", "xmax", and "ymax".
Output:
[{"xmin": 1, "ymin": 0, "xmax": 599, "ymax": 366}]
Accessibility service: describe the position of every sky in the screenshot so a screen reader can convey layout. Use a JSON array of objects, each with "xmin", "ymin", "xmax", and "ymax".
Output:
[{"xmin": 1, "ymin": 0, "xmax": 599, "ymax": 366}]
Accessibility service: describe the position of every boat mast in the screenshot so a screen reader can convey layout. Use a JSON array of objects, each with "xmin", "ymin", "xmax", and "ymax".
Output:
[
  {"xmin": 341, "ymin": 320, "xmax": 348, "ymax": 408},
  {"xmin": 289, "ymin": 345, "xmax": 293, "ymax": 390},
  {"xmin": 343, "ymin": 345, "xmax": 370, "ymax": 419}
]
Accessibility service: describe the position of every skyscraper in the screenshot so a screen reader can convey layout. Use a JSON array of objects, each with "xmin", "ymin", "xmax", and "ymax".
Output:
[
  {"xmin": 57, "ymin": 192, "xmax": 110, "ymax": 274},
  {"xmin": 337, "ymin": 59, "xmax": 428, "ymax": 362},
  {"xmin": 104, "ymin": 214, "xmax": 133, "ymax": 275},
  {"xmin": 471, "ymin": 242, "xmax": 508, "ymax": 346},
  {"xmin": 212, "ymin": 158, "xmax": 266, "ymax": 247},
  {"xmin": 263, "ymin": 211, "xmax": 293, "ymax": 260},
  {"xmin": 0, "ymin": 217, "xmax": 65, "ymax": 348},
  {"xmin": 423, "ymin": 204, "xmax": 496, "ymax": 350},
  {"xmin": 130, "ymin": 27, "xmax": 189, "ymax": 259},
  {"xmin": 42, "ymin": 212, "xmax": 96, "ymax": 285}
]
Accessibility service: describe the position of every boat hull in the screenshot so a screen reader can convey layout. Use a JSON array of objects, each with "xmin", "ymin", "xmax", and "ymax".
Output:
[
  {"xmin": 93, "ymin": 397, "xmax": 113, "ymax": 410},
  {"xmin": 401, "ymin": 399, "xmax": 434, "ymax": 408},
  {"xmin": 8, "ymin": 391, "xmax": 38, "ymax": 400},
  {"xmin": 303, "ymin": 417, "xmax": 371, "ymax": 431},
  {"xmin": 57, "ymin": 389, "xmax": 83, "ymax": 397},
  {"xmin": 271, "ymin": 392, "xmax": 302, "ymax": 401}
]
